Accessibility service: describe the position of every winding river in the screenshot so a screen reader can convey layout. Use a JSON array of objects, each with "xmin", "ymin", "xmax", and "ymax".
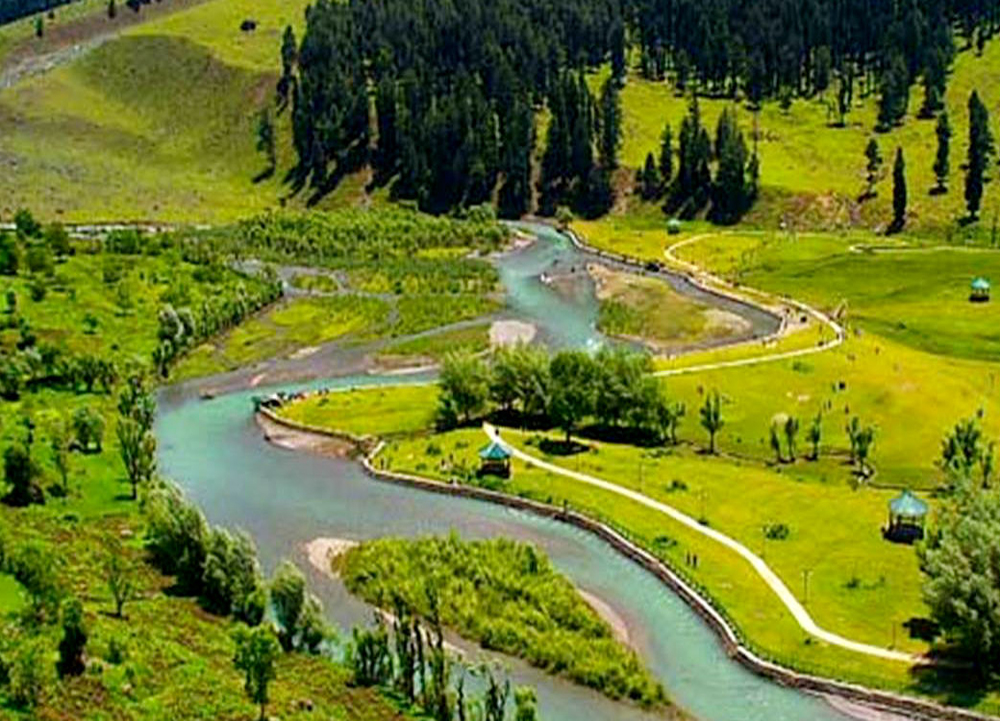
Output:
[{"xmin": 157, "ymin": 225, "xmax": 850, "ymax": 721}]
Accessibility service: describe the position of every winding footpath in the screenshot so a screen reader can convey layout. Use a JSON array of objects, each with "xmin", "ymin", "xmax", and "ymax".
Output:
[
  {"xmin": 483, "ymin": 422, "xmax": 918, "ymax": 664},
  {"xmin": 653, "ymin": 232, "xmax": 846, "ymax": 376}
]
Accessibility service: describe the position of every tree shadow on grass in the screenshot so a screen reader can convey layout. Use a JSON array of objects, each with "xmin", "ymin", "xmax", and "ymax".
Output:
[
  {"xmin": 538, "ymin": 438, "xmax": 589, "ymax": 457},
  {"xmin": 909, "ymin": 659, "xmax": 990, "ymax": 710}
]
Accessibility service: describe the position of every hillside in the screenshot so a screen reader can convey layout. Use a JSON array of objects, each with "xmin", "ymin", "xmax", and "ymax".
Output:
[{"xmin": 0, "ymin": 0, "xmax": 370, "ymax": 222}]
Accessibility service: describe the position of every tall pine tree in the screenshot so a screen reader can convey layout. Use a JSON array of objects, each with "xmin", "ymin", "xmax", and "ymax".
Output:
[
  {"xmin": 933, "ymin": 111, "xmax": 951, "ymax": 193},
  {"xmin": 892, "ymin": 147, "xmax": 907, "ymax": 231},
  {"xmin": 966, "ymin": 90, "xmax": 991, "ymax": 219}
]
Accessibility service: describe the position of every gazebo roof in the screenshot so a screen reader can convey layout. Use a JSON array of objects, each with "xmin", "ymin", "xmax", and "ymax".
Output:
[
  {"xmin": 889, "ymin": 489, "xmax": 928, "ymax": 518},
  {"xmin": 972, "ymin": 277, "xmax": 991, "ymax": 291},
  {"xmin": 479, "ymin": 441, "xmax": 511, "ymax": 461}
]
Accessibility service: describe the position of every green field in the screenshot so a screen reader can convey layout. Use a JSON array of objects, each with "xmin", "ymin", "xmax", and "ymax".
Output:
[{"xmin": 278, "ymin": 384, "xmax": 436, "ymax": 438}]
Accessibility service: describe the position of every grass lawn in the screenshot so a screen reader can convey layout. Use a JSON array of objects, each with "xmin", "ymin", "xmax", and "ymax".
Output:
[
  {"xmin": 674, "ymin": 232, "xmax": 1000, "ymax": 362},
  {"xmin": 277, "ymin": 384, "xmax": 436, "ymax": 438}
]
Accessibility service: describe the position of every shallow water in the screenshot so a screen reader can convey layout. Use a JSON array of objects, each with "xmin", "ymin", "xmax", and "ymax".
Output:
[{"xmin": 157, "ymin": 373, "xmax": 850, "ymax": 721}]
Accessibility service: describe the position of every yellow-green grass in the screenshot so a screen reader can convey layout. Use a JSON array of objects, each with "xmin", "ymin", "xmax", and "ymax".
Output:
[
  {"xmin": 652, "ymin": 321, "xmax": 833, "ymax": 372},
  {"xmin": 172, "ymin": 295, "xmax": 388, "ymax": 380},
  {"xmin": 0, "ymin": 0, "xmax": 366, "ymax": 223},
  {"xmin": 659, "ymin": 333, "xmax": 1000, "ymax": 490},
  {"xmin": 674, "ymin": 232, "xmax": 1000, "ymax": 362},
  {"xmin": 591, "ymin": 264, "xmax": 749, "ymax": 351},
  {"xmin": 0, "ymin": 0, "xmax": 110, "ymax": 63},
  {"xmin": 126, "ymin": 0, "xmax": 309, "ymax": 72},
  {"xmin": 375, "ymin": 323, "xmax": 491, "ymax": 362},
  {"xmin": 0, "ymin": 573, "xmax": 25, "ymax": 612},
  {"xmin": 588, "ymin": 37, "xmax": 1000, "ymax": 237},
  {"xmin": 379, "ymin": 429, "xmax": 950, "ymax": 707},
  {"xmin": 278, "ymin": 384, "xmax": 436, "ymax": 438}
]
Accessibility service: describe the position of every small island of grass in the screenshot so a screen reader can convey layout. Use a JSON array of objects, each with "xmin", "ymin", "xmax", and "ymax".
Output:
[{"xmin": 339, "ymin": 534, "xmax": 669, "ymax": 709}]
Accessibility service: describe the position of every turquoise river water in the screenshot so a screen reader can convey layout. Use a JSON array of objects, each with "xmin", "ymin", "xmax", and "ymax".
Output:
[{"xmin": 157, "ymin": 225, "xmax": 850, "ymax": 720}]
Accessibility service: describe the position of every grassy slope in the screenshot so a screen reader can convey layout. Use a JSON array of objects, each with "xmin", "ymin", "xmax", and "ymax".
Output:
[
  {"xmin": 1, "ymin": 504, "xmax": 410, "ymax": 720},
  {"xmin": 0, "ymin": 0, "xmax": 321, "ymax": 222},
  {"xmin": 592, "ymin": 37, "xmax": 1000, "ymax": 238}
]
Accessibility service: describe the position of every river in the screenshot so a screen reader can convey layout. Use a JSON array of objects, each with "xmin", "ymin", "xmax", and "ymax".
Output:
[{"xmin": 158, "ymin": 225, "xmax": 850, "ymax": 721}]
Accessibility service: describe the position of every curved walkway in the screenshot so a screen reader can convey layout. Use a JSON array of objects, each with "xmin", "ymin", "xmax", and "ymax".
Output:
[
  {"xmin": 653, "ymin": 232, "xmax": 846, "ymax": 377},
  {"xmin": 483, "ymin": 422, "xmax": 920, "ymax": 664}
]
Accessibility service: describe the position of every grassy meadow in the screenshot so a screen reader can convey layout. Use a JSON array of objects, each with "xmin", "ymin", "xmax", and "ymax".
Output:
[{"xmin": 589, "ymin": 35, "xmax": 1000, "ymax": 238}]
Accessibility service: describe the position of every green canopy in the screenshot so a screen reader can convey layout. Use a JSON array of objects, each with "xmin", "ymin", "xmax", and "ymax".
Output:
[
  {"xmin": 889, "ymin": 490, "xmax": 928, "ymax": 518},
  {"xmin": 972, "ymin": 277, "xmax": 991, "ymax": 292},
  {"xmin": 479, "ymin": 441, "xmax": 511, "ymax": 461}
]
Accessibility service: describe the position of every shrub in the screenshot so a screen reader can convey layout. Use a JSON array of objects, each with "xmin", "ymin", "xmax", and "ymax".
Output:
[{"xmin": 145, "ymin": 484, "xmax": 208, "ymax": 593}]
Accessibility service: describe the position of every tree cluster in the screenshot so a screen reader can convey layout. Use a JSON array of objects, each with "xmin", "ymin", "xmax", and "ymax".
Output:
[
  {"xmin": 286, "ymin": 0, "xmax": 621, "ymax": 215},
  {"xmin": 437, "ymin": 346, "xmax": 685, "ymax": 446}
]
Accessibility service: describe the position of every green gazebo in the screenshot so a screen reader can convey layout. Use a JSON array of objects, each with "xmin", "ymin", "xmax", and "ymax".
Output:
[
  {"xmin": 971, "ymin": 277, "xmax": 991, "ymax": 302},
  {"xmin": 478, "ymin": 441, "xmax": 512, "ymax": 478},
  {"xmin": 885, "ymin": 489, "xmax": 928, "ymax": 544}
]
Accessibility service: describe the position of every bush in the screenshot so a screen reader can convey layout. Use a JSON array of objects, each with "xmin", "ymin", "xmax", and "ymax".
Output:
[
  {"xmin": 145, "ymin": 484, "xmax": 208, "ymax": 593},
  {"xmin": 8, "ymin": 637, "xmax": 50, "ymax": 709},
  {"xmin": 57, "ymin": 596, "xmax": 87, "ymax": 677},
  {"xmin": 200, "ymin": 528, "xmax": 264, "ymax": 621}
]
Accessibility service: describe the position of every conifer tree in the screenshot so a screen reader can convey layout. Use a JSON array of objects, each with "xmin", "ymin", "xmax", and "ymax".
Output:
[
  {"xmin": 933, "ymin": 111, "xmax": 951, "ymax": 193},
  {"xmin": 640, "ymin": 153, "xmax": 661, "ymax": 200},
  {"xmin": 659, "ymin": 123, "xmax": 673, "ymax": 185},
  {"xmin": 892, "ymin": 147, "xmax": 907, "ymax": 231},
  {"xmin": 598, "ymin": 77, "xmax": 622, "ymax": 171},
  {"xmin": 966, "ymin": 90, "xmax": 991, "ymax": 220},
  {"xmin": 864, "ymin": 138, "xmax": 882, "ymax": 198}
]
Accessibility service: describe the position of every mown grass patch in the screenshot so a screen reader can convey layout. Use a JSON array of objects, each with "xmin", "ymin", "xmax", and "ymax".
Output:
[{"xmin": 277, "ymin": 384, "xmax": 436, "ymax": 438}]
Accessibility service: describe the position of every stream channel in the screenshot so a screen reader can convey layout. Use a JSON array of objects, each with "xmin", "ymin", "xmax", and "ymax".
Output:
[{"xmin": 158, "ymin": 224, "xmax": 850, "ymax": 721}]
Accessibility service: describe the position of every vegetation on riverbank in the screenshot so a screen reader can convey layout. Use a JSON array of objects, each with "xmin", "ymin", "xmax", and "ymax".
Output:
[
  {"xmin": 341, "ymin": 534, "xmax": 668, "ymax": 707},
  {"xmin": 590, "ymin": 264, "xmax": 750, "ymax": 352}
]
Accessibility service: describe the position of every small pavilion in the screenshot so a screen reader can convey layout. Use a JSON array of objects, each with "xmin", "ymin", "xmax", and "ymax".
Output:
[
  {"xmin": 884, "ymin": 489, "xmax": 928, "ymax": 544},
  {"xmin": 478, "ymin": 441, "xmax": 512, "ymax": 478},
  {"xmin": 971, "ymin": 277, "xmax": 991, "ymax": 302}
]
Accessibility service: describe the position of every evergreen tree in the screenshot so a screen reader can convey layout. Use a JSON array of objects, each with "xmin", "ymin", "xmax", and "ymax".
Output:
[
  {"xmin": 892, "ymin": 147, "xmax": 907, "ymax": 231},
  {"xmin": 864, "ymin": 138, "xmax": 882, "ymax": 198},
  {"xmin": 374, "ymin": 75, "xmax": 399, "ymax": 180},
  {"xmin": 711, "ymin": 107, "xmax": 750, "ymax": 223},
  {"xmin": 933, "ymin": 111, "xmax": 951, "ymax": 192},
  {"xmin": 277, "ymin": 25, "xmax": 297, "ymax": 106},
  {"xmin": 609, "ymin": 17, "xmax": 626, "ymax": 85},
  {"xmin": 966, "ymin": 90, "xmax": 991, "ymax": 219},
  {"xmin": 598, "ymin": 77, "xmax": 621, "ymax": 171},
  {"xmin": 877, "ymin": 54, "xmax": 909, "ymax": 131},
  {"xmin": 640, "ymin": 153, "xmax": 661, "ymax": 200},
  {"xmin": 658, "ymin": 123, "xmax": 673, "ymax": 185}
]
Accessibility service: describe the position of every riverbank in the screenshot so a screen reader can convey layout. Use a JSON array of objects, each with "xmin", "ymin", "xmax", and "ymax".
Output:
[{"xmin": 255, "ymin": 407, "xmax": 996, "ymax": 721}]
